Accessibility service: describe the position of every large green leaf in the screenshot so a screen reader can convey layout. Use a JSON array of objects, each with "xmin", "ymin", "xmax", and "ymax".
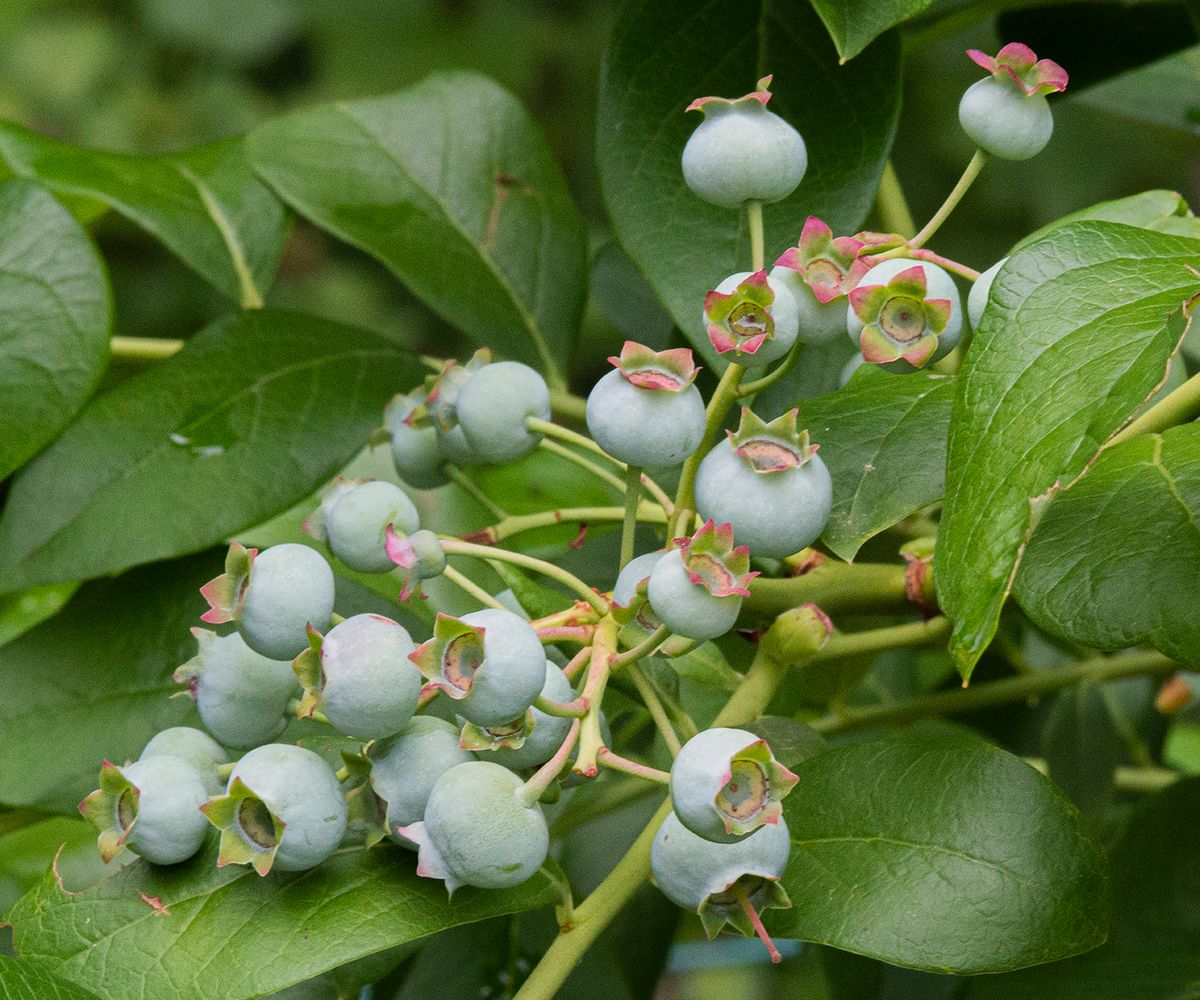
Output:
[
  {"xmin": 1015, "ymin": 190, "xmax": 1200, "ymax": 250},
  {"xmin": 596, "ymin": 0, "xmax": 901, "ymax": 361},
  {"xmin": 0, "ymin": 309, "xmax": 422, "ymax": 591},
  {"xmin": 810, "ymin": 0, "xmax": 936, "ymax": 61},
  {"xmin": 796, "ymin": 367, "xmax": 953, "ymax": 560},
  {"xmin": 0, "ymin": 180, "xmax": 110, "ymax": 481},
  {"xmin": 248, "ymin": 72, "xmax": 586, "ymax": 383},
  {"xmin": 0, "ymin": 124, "xmax": 287, "ymax": 305},
  {"xmin": 0, "ymin": 959, "xmax": 100, "ymax": 1000},
  {"xmin": 8, "ymin": 843, "xmax": 557, "ymax": 1000},
  {"xmin": 767, "ymin": 732, "xmax": 1110, "ymax": 973},
  {"xmin": 935, "ymin": 222, "xmax": 1200, "ymax": 679},
  {"xmin": 1016, "ymin": 425, "xmax": 1200, "ymax": 666},
  {"xmin": 963, "ymin": 777, "xmax": 1200, "ymax": 999}
]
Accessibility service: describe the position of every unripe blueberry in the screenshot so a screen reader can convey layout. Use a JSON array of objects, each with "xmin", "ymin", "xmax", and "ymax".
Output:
[
  {"xmin": 704, "ymin": 271, "xmax": 798, "ymax": 364},
  {"xmin": 455, "ymin": 361, "xmax": 551, "ymax": 464},
  {"xmin": 847, "ymin": 259, "xmax": 963, "ymax": 372},
  {"xmin": 682, "ymin": 76, "xmax": 806, "ymax": 209},
  {"xmin": 427, "ymin": 351, "xmax": 491, "ymax": 467},
  {"xmin": 695, "ymin": 408, "xmax": 832, "ymax": 559},
  {"xmin": 839, "ymin": 352, "xmax": 864, "ymax": 387},
  {"xmin": 322, "ymin": 480, "xmax": 420, "ymax": 574},
  {"xmin": 647, "ymin": 522, "xmax": 757, "ymax": 641},
  {"xmin": 200, "ymin": 542, "xmax": 335, "ymax": 661},
  {"xmin": 771, "ymin": 217, "xmax": 870, "ymax": 344},
  {"xmin": 410, "ymin": 609, "xmax": 546, "ymax": 727},
  {"xmin": 586, "ymin": 342, "xmax": 706, "ymax": 468},
  {"xmin": 294, "ymin": 614, "xmax": 421, "ymax": 740},
  {"xmin": 958, "ymin": 44, "xmax": 1067, "ymax": 161},
  {"xmin": 174, "ymin": 629, "xmax": 297, "ymax": 750},
  {"xmin": 669, "ymin": 727, "xmax": 798, "ymax": 843},
  {"xmin": 482, "ymin": 661, "xmax": 575, "ymax": 771},
  {"xmin": 612, "ymin": 550, "xmax": 664, "ymax": 608},
  {"xmin": 385, "ymin": 527, "xmax": 448, "ymax": 602},
  {"xmin": 651, "ymin": 810, "xmax": 792, "ymax": 941},
  {"xmin": 79, "ymin": 756, "xmax": 210, "ymax": 865},
  {"xmin": 968, "ymin": 258, "xmax": 1006, "ymax": 328},
  {"xmin": 139, "ymin": 726, "xmax": 228, "ymax": 795},
  {"xmin": 384, "ymin": 389, "xmax": 449, "ymax": 489},
  {"xmin": 369, "ymin": 716, "xmax": 474, "ymax": 847},
  {"xmin": 399, "ymin": 760, "xmax": 549, "ymax": 892},
  {"xmin": 204, "ymin": 743, "xmax": 348, "ymax": 875}
]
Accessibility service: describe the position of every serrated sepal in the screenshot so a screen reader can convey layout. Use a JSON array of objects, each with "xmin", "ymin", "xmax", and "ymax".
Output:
[
  {"xmin": 704, "ymin": 270, "xmax": 776, "ymax": 356},
  {"xmin": 674, "ymin": 521, "xmax": 758, "ymax": 598},
  {"xmin": 424, "ymin": 349, "xmax": 492, "ymax": 430},
  {"xmin": 687, "ymin": 75, "xmax": 774, "ymax": 115},
  {"xmin": 173, "ymin": 627, "xmax": 217, "ymax": 696},
  {"xmin": 385, "ymin": 527, "xmax": 447, "ymax": 602},
  {"xmin": 459, "ymin": 710, "xmax": 535, "ymax": 752},
  {"xmin": 774, "ymin": 217, "xmax": 870, "ymax": 303},
  {"xmin": 199, "ymin": 542, "xmax": 256, "ymax": 624},
  {"xmin": 292, "ymin": 625, "xmax": 326, "ymax": 717},
  {"xmin": 728, "ymin": 408, "xmax": 817, "ymax": 474},
  {"xmin": 341, "ymin": 751, "xmax": 388, "ymax": 849},
  {"xmin": 715, "ymin": 740, "xmax": 799, "ymax": 837},
  {"xmin": 397, "ymin": 820, "xmax": 463, "ymax": 895},
  {"xmin": 78, "ymin": 760, "xmax": 138, "ymax": 862},
  {"xmin": 968, "ymin": 43, "xmax": 1068, "ymax": 96},
  {"xmin": 201, "ymin": 777, "xmax": 284, "ymax": 877},
  {"xmin": 698, "ymin": 877, "xmax": 791, "ymax": 939},
  {"xmin": 409, "ymin": 612, "xmax": 487, "ymax": 700},
  {"xmin": 849, "ymin": 265, "xmax": 951, "ymax": 370},
  {"xmin": 609, "ymin": 341, "xmax": 700, "ymax": 392}
]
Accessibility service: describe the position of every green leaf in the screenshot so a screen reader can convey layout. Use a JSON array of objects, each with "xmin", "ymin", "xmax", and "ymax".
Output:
[
  {"xmin": 810, "ymin": 0, "xmax": 937, "ymax": 62},
  {"xmin": 743, "ymin": 716, "xmax": 827, "ymax": 770},
  {"xmin": 8, "ymin": 843, "xmax": 557, "ymax": 1000},
  {"xmin": 0, "ymin": 958, "xmax": 101, "ymax": 1000},
  {"xmin": 0, "ymin": 583, "xmax": 79, "ymax": 649},
  {"xmin": 596, "ymin": 0, "xmax": 901, "ymax": 361},
  {"xmin": 0, "ymin": 309, "xmax": 422, "ymax": 591},
  {"xmin": 0, "ymin": 124, "xmax": 287, "ymax": 305},
  {"xmin": 1016, "ymin": 189, "xmax": 1200, "ymax": 250},
  {"xmin": 767, "ymin": 731, "xmax": 1110, "ymax": 973},
  {"xmin": 0, "ymin": 180, "xmax": 109, "ymax": 481},
  {"xmin": 935, "ymin": 222, "xmax": 1200, "ymax": 679},
  {"xmin": 962, "ymin": 777, "xmax": 1200, "ymax": 999},
  {"xmin": 0, "ymin": 816, "xmax": 103, "ymax": 916},
  {"xmin": 796, "ymin": 367, "xmax": 953, "ymax": 560},
  {"xmin": 1079, "ymin": 44, "xmax": 1200, "ymax": 137},
  {"xmin": 248, "ymin": 72, "xmax": 587, "ymax": 382},
  {"xmin": 1016, "ymin": 425, "xmax": 1200, "ymax": 666}
]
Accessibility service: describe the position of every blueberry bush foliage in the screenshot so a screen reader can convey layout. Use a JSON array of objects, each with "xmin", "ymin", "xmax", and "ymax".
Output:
[{"xmin": 2, "ymin": 2, "xmax": 1200, "ymax": 999}]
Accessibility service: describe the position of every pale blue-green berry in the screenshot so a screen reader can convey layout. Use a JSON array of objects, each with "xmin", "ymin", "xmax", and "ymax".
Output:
[
  {"xmin": 324, "ymin": 480, "xmax": 420, "ymax": 574},
  {"xmin": 968, "ymin": 258, "xmax": 1006, "ymax": 328},
  {"xmin": 706, "ymin": 271, "xmax": 799, "ymax": 366},
  {"xmin": 140, "ymin": 727, "xmax": 228, "ymax": 795},
  {"xmin": 846, "ymin": 258, "xmax": 964, "ymax": 371},
  {"xmin": 769, "ymin": 264, "xmax": 847, "ymax": 344},
  {"xmin": 401, "ymin": 760, "xmax": 548, "ymax": 892},
  {"xmin": 612, "ymin": 551, "xmax": 664, "ymax": 607},
  {"xmin": 682, "ymin": 101, "xmax": 806, "ymax": 209},
  {"xmin": 586, "ymin": 369, "xmax": 706, "ymax": 468},
  {"xmin": 370, "ymin": 716, "xmax": 474, "ymax": 848},
  {"xmin": 239, "ymin": 543, "xmax": 335, "ymax": 660},
  {"xmin": 314, "ymin": 614, "xmax": 421, "ymax": 739},
  {"xmin": 647, "ymin": 548, "xmax": 741, "ymax": 641},
  {"xmin": 175, "ymin": 630, "xmax": 297, "ymax": 750},
  {"xmin": 694, "ymin": 440, "xmax": 832, "ymax": 559},
  {"xmin": 669, "ymin": 727, "xmax": 797, "ymax": 843},
  {"xmin": 839, "ymin": 352, "xmax": 864, "ymax": 387},
  {"xmin": 651, "ymin": 810, "xmax": 791, "ymax": 918},
  {"xmin": 487, "ymin": 662, "xmax": 575, "ymax": 771},
  {"xmin": 385, "ymin": 392, "xmax": 449, "ymax": 489},
  {"xmin": 223, "ymin": 743, "xmax": 348, "ymax": 872},
  {"xmin": 959, "ymin": 77, "xmax": 1052, "ymax": 160},
  {"xmin": 429, "ymin": 362, "xmax": 484, "ymax": 467},
  {"xmin": 455, "ymin": 361, "xmax": 551, "ymax": 464}
]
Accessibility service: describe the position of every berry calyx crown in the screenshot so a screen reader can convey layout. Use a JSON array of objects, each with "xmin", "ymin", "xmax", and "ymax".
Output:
[
  {"xmin": 967, "ymin": 43, "xmax": 1068, "ymax": 96},
  {"xmin": 385, "ymin": 526, "xmax": 447, "ymax": 602},
  {"xmin": 774, "ymin": 217, "xmax": 870, "ymax": 303},
  {"xmin": 704, "ymin": 271, "xmax": 777, "ymax": 356},
  {"xmin": 424, "ymin": 348, "xmax": 492, "ymax": 430},
  {"xmin": 173, "ymin": 627, "xmax": 217, "ymax": 696},
  {"xmin": 698, "ymin": 874, "xmax": 791, "ymax": 941},
  {"xmin": 849, "ymin": 265, "xmax": 951, "ymax": 369},
  {"xmin": 458, "ymin": 711, "xmax": 536, "ymax": 752},
  {"xmin": 712, "ymin": 738, "xmax": 799, "ymax": 837},
  {"xmin": 78, "ymin": 761, "xmax": 139, "ymax": 863},
  {"xmin": 409, "ymin": 612, "xmax": 488, "ymax": 700},
  {"xmin": 728, "ymin": 408, "xmax": 817, "ymax": 474},
  {"xmin": 674, "ymin": 521, "xmax": 758, "ymax": 598},
  {"xmin": 292, "ymin": 624, "xmax": 327, "ymax": 719},
  {"xmin": 687, "ymin": 75, "xmax": 775, "ymax": 116},
  {"xmin": 609, "ymin": 341, "xmax": 700, "ymax": 392},
  {"xmin": 202, "ymin": 777, "xmax": 286, "ymax": 877},
  {"xmin": 199, "ymin": 542, "xmax": 256, "ymax": 625}
]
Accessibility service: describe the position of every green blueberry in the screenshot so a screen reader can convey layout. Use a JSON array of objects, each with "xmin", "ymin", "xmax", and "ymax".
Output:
[
  {"xmin": 485, "ymin": 661, "xmax": 575, "ymax": 771},
  {"xmin": 586, "ymin": 369, "xmax": 705, "ymax": 468},
  {"xmin": 385, "ymin": 390, "xmax": 449, "ymax": 489},
  {"xmin": 139, "ymin": 726, "xmax": 228, "ymax": 795},
  {"xmin": 959, "ymin": 77, "xmax": 1052, "ymax": 160},
  {"xmin": 239, "ymin": 544, "xmax": 335, "ymax": 660},
  {"xmin": 706, "ymin": 271, "xmax": 799, "ymax": 366},
  {"xmin": 647, "ymin": 549, "xmax": 741, "ymax": 641},
  {"xmin": 456, "ymin": 361, "xmax": 551, "ymax": 464},
  {"xmin": 325, "ymin": 480, "xmax": 420, "ymax": 574},
  {"xmin": 770, "ymin": 263, "xmax": 848, "ymax": 344},
  {"xmin": 612, "ymin": 550, "xmax": 664, "ymax": 608}
]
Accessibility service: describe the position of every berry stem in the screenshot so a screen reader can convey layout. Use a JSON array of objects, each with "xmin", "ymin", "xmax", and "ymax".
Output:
[
  {"xmin": 818, "ymin": 616, "xmax": 951, "ymax": 662},
  {"xmin": 868, "ymin": 245, "xmax": 981, "ymax": 282},
  {"xmin": 619, "ymin": 465, "xmax": 642, "ymax": 570},
  {"xmin": 596, "ymin": 748, "xmax": 671, "ymax": 784},
  {"xmin": 610, "ymin": 624, "xmax": 671, "ymax": 667},
  {"xmin": 732, "ymin": 882, "xmax": 783, "ymax": 964},
  {"xmin": 445, "ymin": 466, "xmax": 509, "ymax": 520},
  {"xmin": 215, "ymin": 762, "xmax": 235, "ymax": 781},
  {"xmin": 574, "ymin": 617, "xmax": 619, "ymax": 776},
  {"xmin": 874, "ymin": 159, "xmax": 916, "ymax": 238},
  {"xmin": 746, "ymin": 199, "xmax": 765, "ymax": 271},
  {"xmin": 735, "ymin": 340, "xmax": 805, "ymax": 398},
  {"xmin": 534, "ymin": 693, "xmax": 590, "ymax": 718},
  {"xmin": 441, "ymin": 565, "xmax": 509, "ymax": 610},
  {"xmin": 671, "ymin": 362, "xmax": 746, "ymax": 534},
  {"xmin": 535, "ymin": 625, "xmax": 595, "ymax": 646},
  {"xmin": 539, "ymin": 438, "xmax": 627, "ymax": 494},
  {"xmin": 624, "ymin": 661, "xmax": 683, "ymax": 755},
  {"xmin": 562, "ymin": 644, "xmax": 593, "ymax": 681},
  {"xmin": 744, "ymin": 560, "xmax": 914, "ymax": 618},
  {"xmin": 440, "ymin": 538, "xmax": 608, "ymax": 615},
  {"xmin": 518, "ymin": 719, "xmax": 581, "ymax": 807},
  {"xmin": 109, "ymin": 336, "xmax": 184, "ymax": 363},
  {"xmin": 471, "ymin": 504, "xmax": 671, "ymax": 545},
  {"xmin": 909, "ymin": 148, "xmax": 987, "ymax": 249},
  {"xmin": 530, "ymin": 603, "xmax": 599, "ymax": 631}
]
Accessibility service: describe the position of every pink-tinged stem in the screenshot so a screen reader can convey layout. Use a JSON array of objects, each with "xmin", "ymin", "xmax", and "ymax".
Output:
[
  {"xmin": 562, "ymin": 646, "xmax": 592, "ymax": 682},
  {"xmin": 734, "ymin": 883, "xmax": 782, "ymax": 964},
  {"xmin": 534, "ymin": 694, "xmax": 590, "ymax": 719},
  {"xmin": 537, "ymin": 625, "xmax": 595, "ymax": 646},
  {"xmin": 518, "ymin": 719, "xmax": 581, "ymax": 807},
  {"xmin": 596, "ymin": 748, "xmax": 670, "ymax": 785}
]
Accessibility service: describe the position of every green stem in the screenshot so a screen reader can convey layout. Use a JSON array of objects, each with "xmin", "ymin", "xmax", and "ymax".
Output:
[
  {"xmin": 549, "ymin": 389, "xmax": 588, "ymax": 423},
  {"xmin": 596, "ymin": 748, "xmax": 671, "ymax": 784},
  {"xmin": 441, "ymin": 538, "xmax": 607, "ymax": 615},
  {"xmin": 817, "ymin": 617, "xmax": 950, "ymax": 661},
  {"xmin": 747, "ymin": 199, "xmax": 765, "ymax": 271},
  {"xmin": 611, "ymin": 624, "xmax": 671, "ymax": 667},
  {"xmin": 445, "ymin": 466, "xmax": 508, "ymax": 520},
  {"xmin": 110, "ymin": 336, "xmax": 184, "ymax": 363},
  {"xmin": 909, "ymin": 149, "xmax": 987, "ymax": 249},
  {"xmin": 625, "ymin": 661, "xmax": 683, "ymax": 755},
  {"xmin": 811, "ymin": 650, "xmax": 1176, "ymax": 736},
  {"xmin": 518, "ymin": 719, "xmax": 581, "ymax": 807},
  {"xmin": 736, "ymin": 341, "xmax": 805, "ymax": 398},
  {"xmin": 287, "ymin": 698, "xmax": 330, "ymax": 725},
  {"xmin": 672, "ymin": 362, "xmax": 746, "ymax": 532},
  {"xmin": 441, "ymin": 564, "xmax": 508, "ymax": 610},
  {"xmin": 744, "ymin": 561, "xmax": 912, "ymax": 618},
  {"xmin": 1109, "ymin": 361, "xmax": 1200, "ymax": 446},
  {"xmin": 620, "ymin": 465, "xmax": 642, "ymax": 569},
  {"xmin": 575, "ymin": 617, "xmax": 618, "ymax": 776},
  {"xmin": 471, "ymin": 504, "xmax": 669, "ymax": 545},
  {"xmin": 539, "ymin": 438, "xmax": 627, "ymax": 495},
  {"xmin": 875, "ymin": 160, "xmax": 916, "ymax": 238},
  {"xmin": 534, "ymin": 694, "xmax": 590, "ymax": 718}
]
